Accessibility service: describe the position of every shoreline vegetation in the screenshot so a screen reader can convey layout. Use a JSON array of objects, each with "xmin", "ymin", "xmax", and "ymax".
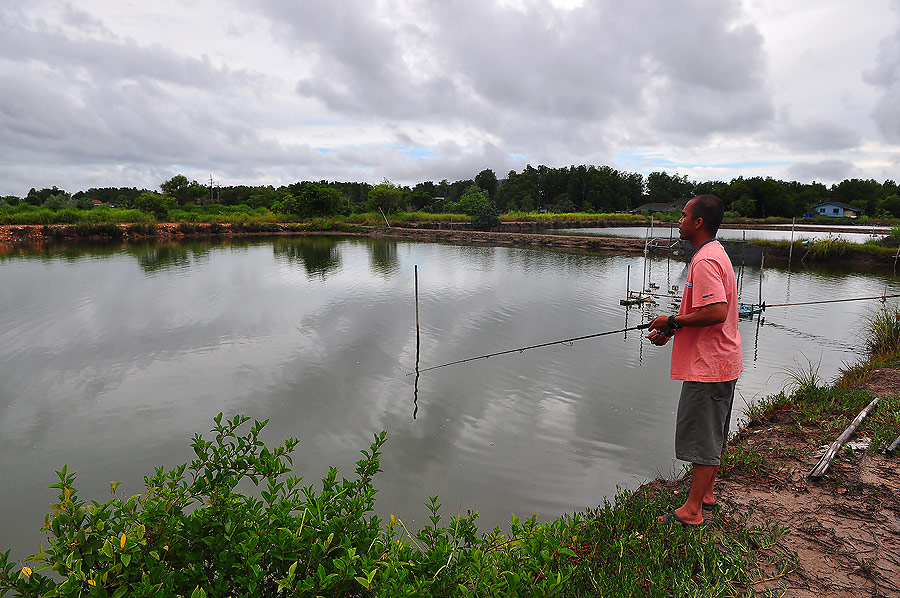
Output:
[
  {"xmin": 1, "ymin": 228, "xmax": 899, "ymax": 594},
  {"xmin": 2, "ymin": 210, "xmax": 900, "ymax": 267}
]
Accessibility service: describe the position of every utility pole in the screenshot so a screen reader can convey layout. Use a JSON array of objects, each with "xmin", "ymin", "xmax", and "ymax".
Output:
[{"xmin": 208, "ymin": 174, "xmax": 214, "ymax": 205}]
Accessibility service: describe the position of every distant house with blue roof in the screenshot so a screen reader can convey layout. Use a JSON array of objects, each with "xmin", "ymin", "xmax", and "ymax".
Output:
[{"xmin": 811, "ymin": 202, "xmax": 862, "ymax": 218}]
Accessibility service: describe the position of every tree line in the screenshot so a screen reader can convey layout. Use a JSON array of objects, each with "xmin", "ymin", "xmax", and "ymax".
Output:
[{"xmin": 3, "ymin": 166, "xmax": 899, "ymax": 220}]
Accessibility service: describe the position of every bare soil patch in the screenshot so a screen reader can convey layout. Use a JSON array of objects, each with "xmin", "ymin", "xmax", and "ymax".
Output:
[{"xmin": 650, "ymin": 369, "xmax": 900, "ymax": 597}]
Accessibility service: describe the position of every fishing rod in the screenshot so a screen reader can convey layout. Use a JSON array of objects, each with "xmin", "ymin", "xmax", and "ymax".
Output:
[
  {"xmin": 410, "ymin": 323, "xmax": 651, "ymax": 375},
  {"xmin": 411, "ymin": 294, "xmax": 900, "ymax": 376}
]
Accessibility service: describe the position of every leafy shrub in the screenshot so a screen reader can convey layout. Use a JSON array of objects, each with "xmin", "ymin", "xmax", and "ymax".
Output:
[
  {"xmin": 70, "ymin": 223, "xmax": 125, "ymax": 239},
  {"xmin": 127, "ymin": 222, "xmax": 158, "ymax": 236},
  {"xmin": 0, "ymin": 414, "xmax": 796, "ymax": 597},
  {"xmin": 0, "ymin": 415, "xmax": 389, "ymax": 596},
  {"xmin": 471, "ymin": 200, "xmax": 501, "ymax": 231}
]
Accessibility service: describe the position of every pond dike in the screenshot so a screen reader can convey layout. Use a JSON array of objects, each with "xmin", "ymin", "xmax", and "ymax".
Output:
[
  {"xmin": 373, "ymin": 226, "xmax": 900, "ymax": 268},
  {"xmin": 1, "ymin": 222, "xmax": 891, "ymax": 267},
  {"xmin": 369, "ymin": 226, "xmax": 781, "ymax": 266},
  {"xmin": 367, "ymin": 225, "xmax": 656, "ymax": 254}
]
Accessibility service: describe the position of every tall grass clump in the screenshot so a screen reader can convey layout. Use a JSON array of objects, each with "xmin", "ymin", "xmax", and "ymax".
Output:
[
  {"xmin": 838, "ymin": 304, "xmax": 900, "ymax": 390},
  {"xmin": 779, "ymin": 357, "xmax": 823, "ymax": 396},
  {"xmin": 863, "ymin": 305, "xmax": 900, "ymax": 356},
  {"xmin": 803, "ymin": 237, "xmax": 851, "ymax": 260}
]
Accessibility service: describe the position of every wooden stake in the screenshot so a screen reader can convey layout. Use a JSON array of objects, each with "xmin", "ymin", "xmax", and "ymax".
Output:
[
  {"xmin": 886, "ymin": 434, "xmax": 900, "ymax": 456},
  {"xmin": 809, "ymin": 396, "xmax": 881, "ymax": 478},
  {"xmin": 626, "ymin": 264, "xmax": 631, "ymax": 297}
]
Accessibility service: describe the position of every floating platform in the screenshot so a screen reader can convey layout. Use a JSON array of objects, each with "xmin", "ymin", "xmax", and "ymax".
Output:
[
  {"xmin": 620, "ymin": 291, "xmax": 655, "ymax": 306},
  {"xmin": 739, "ymin": 303, "xmax": 765, "ymax": 318}
]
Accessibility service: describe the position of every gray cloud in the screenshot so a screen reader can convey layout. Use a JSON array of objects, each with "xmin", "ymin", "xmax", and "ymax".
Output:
[
  {"xmin": 864, "ymin": 7, "xmax": 900, "ymax": 142},
  {"xmin": 786, "ymin": 159, "xmax": 854, "ymax": 183},
  {"xmin": 777, "ymin": 118, "xmax": 861, "ymax": 152},
  {"xmin": 261, "ymin": 0, "xmax": 772, "ymax": 148},
  {"xmin": 0, "ymin": 1, "xmax": 894, "ymax": 196}
]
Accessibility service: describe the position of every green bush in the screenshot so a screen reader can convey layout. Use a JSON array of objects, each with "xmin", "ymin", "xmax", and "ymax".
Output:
[{"xmin": 0, "ymin": 414, "xmax": 794, "ymax": 597}]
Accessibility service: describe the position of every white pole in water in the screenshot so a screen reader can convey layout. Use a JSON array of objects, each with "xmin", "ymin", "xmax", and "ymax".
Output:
[
  {"xmin": 415, "ymin": 264, "xmax": 420, "ymax": 332},
  {"xmin": 758, "ymin": 253, "xmax": 765, "ymax": 306},
  {"xmin": 788, "ymin": 217, "xmax": 795, "ymax": 266},
  {"xmin": 642, "ymin": 241, "xmax": 648, "ymax": 294}
]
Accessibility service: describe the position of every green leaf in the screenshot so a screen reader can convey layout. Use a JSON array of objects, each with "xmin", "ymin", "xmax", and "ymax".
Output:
[
  {"xmin": 112, "ymin": 587, "xmax": 128, "ymax": 598},
  {"xmin": 558, "ymin": 547, "xmax": 577, "ymax": 558},
  {"xmin": 354, "ymin": 576, "xmax": 370, "ymax": 588},
  {"xmin": 121, "ymin": 553, "xmax": 131, "ymax": 567}
]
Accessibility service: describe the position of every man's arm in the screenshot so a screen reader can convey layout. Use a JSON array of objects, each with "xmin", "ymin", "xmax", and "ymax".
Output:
[
  {"xmin": 646, "ymin": 302, "xmax": 728, "ymax": 345},
  {"xmin": 670, "ymin": 302, "xmax": 727, "ymax": 328}
]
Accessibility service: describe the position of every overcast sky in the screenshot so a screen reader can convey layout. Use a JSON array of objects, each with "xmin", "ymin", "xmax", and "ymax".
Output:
[{"xmin": 1, "ymin": 0, "xmax": 898, "ymax": 197}]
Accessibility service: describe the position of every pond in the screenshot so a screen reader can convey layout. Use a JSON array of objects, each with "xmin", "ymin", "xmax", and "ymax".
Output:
[
  {"xmin": 554, "ymin": 224, "xmax": 889, "ymax": 244},
  {"xmin": 1, "ymin": 236, "xmax": 897, "ymax": 561}
]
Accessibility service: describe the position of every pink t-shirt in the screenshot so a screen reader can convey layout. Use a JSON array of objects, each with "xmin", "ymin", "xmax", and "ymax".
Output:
[{"xmin": 671, "ymin": 240, "xmax": 743, "ymax": 382}]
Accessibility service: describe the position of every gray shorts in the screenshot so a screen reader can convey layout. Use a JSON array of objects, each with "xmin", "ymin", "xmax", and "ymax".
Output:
[{"xmin": 675, "ymin": 379, "xmax": 737, "ymax": 466}]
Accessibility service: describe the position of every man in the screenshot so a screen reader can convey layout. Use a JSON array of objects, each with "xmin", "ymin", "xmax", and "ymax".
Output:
[{"xmin": 646, "ymin": 194, "xmax": 743, "ymax": 527}]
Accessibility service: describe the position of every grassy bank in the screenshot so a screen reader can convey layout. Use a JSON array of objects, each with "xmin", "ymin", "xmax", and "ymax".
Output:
[{"xmin": 747, "ymin": 236, "xmax": 900, "ymax": 263}]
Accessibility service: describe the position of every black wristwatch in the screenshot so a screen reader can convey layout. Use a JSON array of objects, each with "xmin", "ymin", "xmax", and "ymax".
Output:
[{"xmin": 668, "ymin": 315, "xmax": 681, "ymax": 330}]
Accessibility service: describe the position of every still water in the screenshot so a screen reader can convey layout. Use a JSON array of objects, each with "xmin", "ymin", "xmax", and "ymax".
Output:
[
  {"xmin": 557, "ymin": 225, "xmax": 888, "ymax": 244},
  {"xmin": 1, "ymin": 237, "xmax": 897, "ymax": 560}
]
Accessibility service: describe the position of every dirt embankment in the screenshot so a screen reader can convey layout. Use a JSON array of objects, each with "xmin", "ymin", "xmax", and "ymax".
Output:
[
  {"xmin": 368, "ymin": 226, "xmax": 652, "ymax": 253},
  {"xmin": 647, "ymin": 368, "xmax": 900, "ymax": 598},
  {"xmin": 0, "ymin": 222, "xmax": 653, "ymax": 255},
  {"xmin": 2, "ymin": 221, "xmax": 897, "ymax": 266}
]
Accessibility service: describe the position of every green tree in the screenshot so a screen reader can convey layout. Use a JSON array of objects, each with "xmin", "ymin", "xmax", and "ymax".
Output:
[
  {"xmin": 42, "ymin": 192, "xmax": 75, "ymax": 211},
  {"xmin": 552, "ymin": 195, "xmax": 576, "ymax": 213},
  {"xmin": 731, "ymin": 194, "xmax": 756, "ymax": 217},
  {"xmin": 161, "ymin": 175, "xmax": 208, "ymax": 206},
  {"xmin": 247, "ymin": 186, "xmax": 279, "ymax": 209},
  {"xmin": 367, "ymin": 180, "xmax": 405, "ymax": 213},
  {"xmin": 443, "ymin": 187, "xmax": 500, "ymax": 229},
  {"xmin": 135, "ymin": 191, "xmax": 173, "ymax": 220},
  {"xmin": 25, "ymin": 186, "xmax": 67, "ymax": 206},
  {"xmin": 306, "ymin": 184, "xmax": 345, "ymax": 216},
  {"xmin": 496, "ymin": 169, "xmax": 539, "ymax": 213},
  {"xmin": 277, "ymin": 184, "xmax": 344, "ymax": 217},
  {"xmin": 647, "ymin": 172, "xmax": 693, "ymax": 203},
  {"xmin": 474, "ymin": 169, "xmax": 499, "ymax": 201},
  {"xmin": 882, "ymin": 194, "xmax": 900, "ymax": 218}
]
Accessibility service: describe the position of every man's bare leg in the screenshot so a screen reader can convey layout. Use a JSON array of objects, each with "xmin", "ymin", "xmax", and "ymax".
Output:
[{"xmin": 659, "ymin": 463, "xmax": 718, "ymax": 525}]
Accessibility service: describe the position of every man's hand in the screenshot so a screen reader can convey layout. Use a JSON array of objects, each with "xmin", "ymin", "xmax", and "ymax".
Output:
[
  {"xmin": 646, "ymin": 328, "xmax": 673, "ymax": 345},
  {"xmin": 646, "ymin": 314, "xmax": 674, "ymax": 345}
]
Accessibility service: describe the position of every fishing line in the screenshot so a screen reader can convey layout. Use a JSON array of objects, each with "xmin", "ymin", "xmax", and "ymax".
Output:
[
  {"xmin": 410, "ymin": 323, "xmax": 650, "ymax": 375},
  {"xmin": 755, "ymin": 293, "xmax": 900, "ymax": 310}
]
